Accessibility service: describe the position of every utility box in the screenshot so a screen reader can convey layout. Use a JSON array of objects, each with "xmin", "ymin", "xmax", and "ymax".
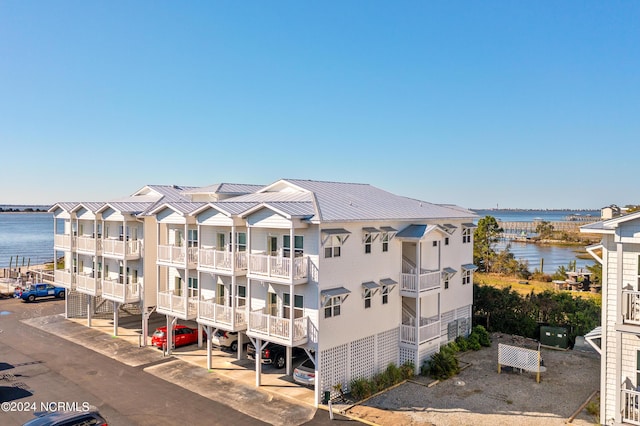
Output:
[{"xmin": 540, "ymin": 326, "xmax": 569, "ymax": 349}]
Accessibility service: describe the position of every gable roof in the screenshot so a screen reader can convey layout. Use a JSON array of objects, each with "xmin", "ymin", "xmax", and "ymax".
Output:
[{"xmin": 184, "ymin": 183, "xmax": 264, "ymax": 195}]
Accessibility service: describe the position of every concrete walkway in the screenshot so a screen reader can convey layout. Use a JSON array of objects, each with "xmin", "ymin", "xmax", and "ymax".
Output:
[{"xmin": 23, "ymin": 313, "xmax": 317, "ymax": 426}]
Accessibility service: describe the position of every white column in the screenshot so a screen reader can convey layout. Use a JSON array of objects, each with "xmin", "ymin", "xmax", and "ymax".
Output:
[
  {"xmin": 256, "ymin": 338, "xmax": 262, "ymax": 387},
  {"xmin": 231, "ymin": 225, "xmax": 237, "ymax": 330},
  {"xmin": 289, "ymin": 227, "xmax": 295, "ymax": 346},
  {"xmin": 207, "ymin": 325, "xmax": 212, "ymax": 370},
  {"xmin": 113, "ymin": 302, "xmax": 119, "ymax": 336},
  {"xmin": 415, "ymin": 241, "xmax": 421, "ymax": 373},
  {"xmin": 87, "ymin": 294, "xmax": 92, "ymax": 327}
]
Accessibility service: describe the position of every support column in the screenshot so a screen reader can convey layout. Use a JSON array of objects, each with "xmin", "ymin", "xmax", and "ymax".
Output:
[
  {"xmin": 237, "ymin": 332, "xmax": 243, "ymax": 361},
  {"xmin": 256, "ymin": 338, "xmax": 262, "ymax": 387},
  {"xmin": 113, "ymin": 302, "xmax": 119, "ymax": 336},
  {"xmin": 207, "ymin": 325, "xmax": 212, "ymax": 370},
  {"xmin": 286, "ymin": 346, "xmax": 292, "ymax": 376},
  {"xmin": 87, "ymin": 295, "xmax": 92, "ymax": 327},
  {"xmin": 415, "ymin": 241, "xmax": 421, "ymax": 374},
  {"xmin": 198, "ymin": 323, "xmax": 203, "ymax": 349}
]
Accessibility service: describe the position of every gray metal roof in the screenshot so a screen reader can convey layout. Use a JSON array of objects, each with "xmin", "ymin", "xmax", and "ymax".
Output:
[
  {"xmin": 185, "ymin": 183, "xmax": 264, "ymax": 195},
  {"xmin": 104, "ymin": 202, "xmax": 155, "ymax": 214},
  {"xmin": 262, "ymin": 202, "xmax": 316, "ymax": 218},
  {"xmin": 362, "ymin": 281, "xmax": 380, "ymax": 290},
  {"xmin": 145, "ymin": 185, "xmax": 196, "ymax": 203},
  {"xmin": 442, "ymin": 267, "xmax": 457, "ymax": 275},
  {"xmin": 229, "ymin": 191, "xmax": 313, "ymax": 203},
  {"xmin": 396, "ymin": 224, "xmax": 445, "ymax": 239},
  {"xmin": 49, "ymin": 202, "xmax": 80, "ymax": 212},
  {"xmin": 282, "ymin": 179, "xmax": 476, "ymax": 222},
  {"xmin": 320, "ymin": 287, "xmax": 351, "ymax": 298},
  {"xmin": 208, "ymin": 202, "xmax": 260, "ymax": 216},
  {"xmin": 379, "ymin": 278, "xmax": 398, "ymax": 286},
  {"xmin": 461, "ymin": 264, "xmax": 478, "ymax": 271},
  {"xmin": 73, "ymin": 202, "xmax": 106, "ymax": 213}
]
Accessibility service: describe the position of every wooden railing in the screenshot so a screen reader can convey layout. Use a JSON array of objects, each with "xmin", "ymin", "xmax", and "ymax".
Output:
[
  {"xmin": 400, "ymin": 321, "xmax": 440, "ymax": 345},
  {"xmin": 401, "ymin": 271, "xmax": 441, "ymax": 294},
  {"xmin": 623, "ymin": 291, "xmax": 640, "ymax": 325},
  {"xmin": 102, "ymin": 239, "xmax": 141, "ymax": 257},
  {"xmin": 248, "ymin": 311, "xmax": 308, "ymax": 341},
  {"xmin": 102, "ymin": 278, "xmax": 140, "ymax": 303},
  {"xmin": 198, "ymin": 300, "xmax": 247, "ymax": 327},
  {"xmin": 622, "ymin": 388, "xmax": 640, "ymax": 425},
  {"xmin": 54, "ymin": 270, "xmax": 74, "ymax": 288},
  {"xmin": 248, "ymin": 254, "xmax": 308, "ymax": 280},
  {"xmin": 198, "ymin": 249, "xmax": 247, "ymax": 272},
  {"xmin": 76, "ymin": 273, "xmax": 98, "ymax": 294},
  {"xmin": 75, "ymin": 236, "xmax": 101, "ymax": 253},
  {"xmin": 157, "ymin": 291, "xmax": 197, "ymax": 317},
  {"xmin": 54, "ymin": 234, "xmax": 72, "ymax": 250}
]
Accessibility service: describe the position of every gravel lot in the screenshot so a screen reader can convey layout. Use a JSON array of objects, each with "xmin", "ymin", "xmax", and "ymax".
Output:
[{"xmin": 344, "ymin": 333, "xmax": 600, "ymax": 426}]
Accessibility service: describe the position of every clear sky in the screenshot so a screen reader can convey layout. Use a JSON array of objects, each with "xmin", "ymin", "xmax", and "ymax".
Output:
[{"xmin": 1, "ymin": 1, "xmax": 638, "ymax": 209}]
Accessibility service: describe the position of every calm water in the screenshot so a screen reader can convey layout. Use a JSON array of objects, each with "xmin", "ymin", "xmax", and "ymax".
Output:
[
  {"xmin": 0, "ymin": 213, "xmax": 54, "ymax": 268},
  {"xmin": 472, "ymin": 209, "xmax": 601, "ymax": 273}
]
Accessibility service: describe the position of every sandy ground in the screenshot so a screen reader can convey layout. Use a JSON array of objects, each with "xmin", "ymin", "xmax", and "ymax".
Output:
[{"xmin": 343, "ymin": 333, "xmax": 600, "ymax": 426}]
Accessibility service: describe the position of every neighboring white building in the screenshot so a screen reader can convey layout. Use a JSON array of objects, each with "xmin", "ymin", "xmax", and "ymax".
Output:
[
  {"xmin": 581, "ymin": 212, "xmax": 640, "ymax": 425},
  {"xmin": 51, "ymin": 179, "xmax": 477, "ymax": 406}
]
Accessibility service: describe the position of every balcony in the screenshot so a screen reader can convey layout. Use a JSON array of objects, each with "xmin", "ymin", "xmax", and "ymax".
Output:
[
  {"xmin": 75, "ymin": 236, "xmax": 102, "ymax": 254},
  {"xmin": 400, "ymin": 270, "xmax": 441, "ymax": 297},
  {"xmin": 400, "ymin": 319, "xmax": 441, "ymax": 345},
  {"xmin": 54, "ymin": 270, "xmax": 75, "ymax": 289},
  {"xmin": 247, "ymin": 254, "xmax": 308, "ymax": 284},
  {"xmin": 198, "ymin": 249, "xmax": 247, "ymax": 275},
  {"xmin": 157, "ymin": 290, "xmax": 197, "ymax": 319},
  {"xmin": 247, "ymin": 310, "xmax": 308, "ymax": 346},
  {"xmin": 623, "ymin": 291, "xmax": 640, "ymax": 325},
  {"xmin": 157, "ymin": 245, "xmax": 198, "ymax": 268},
  {"xmin": 54, "ymin": 234, "xmax": 72, "ymax": 250},
  {"xmin": 622, "ymin": 388, "xmax": 640, "ymax": 425},
  {"xmin": 102, "ymin": 239, "xmax": 141, "ymax": 260},
  {"xmin": 75, "ymin": 273, "xmax": 100, "ymax": 296},
  {"xmin": 101, "ymin": 278, "xmax": 141, "ymax": 304},
  {"xmin": 198, "ymin": 300, "xmax": 247, "ymax": 331}
]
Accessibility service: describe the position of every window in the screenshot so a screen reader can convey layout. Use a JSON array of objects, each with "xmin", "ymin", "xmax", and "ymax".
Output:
[
  {"xmin": 236, "ymin": 232, "xmax": 247, "ymax": 252},
  {"xmin": 462, "ymin": 227, "xmax": 472, "ymax": 244},
  {"xmin": 284, "ymin": 293, "xmax": 304, "ymax": 318},
  {"xmin": 283, "ymin": 235, "xmax": 304, "ymax": 257},
  {"xmin": 217, "ymin": 284, "xmax": 225, "ymax": 305},
  {"xmin": 462, "ymin": 269, "xmax": 471, "ymax": 285},
  {"xmin": 444, "ymin": 277, "xmax": 449, "ymax": 289},
  {"xmin": 445, "ymin": 237, "xmax": 449, "ymax": 246},
  {"xmin": 324, "ymin": 297, "xmax": 341, "ymax": 318},
  {"xmin": 132, "ymin": 269, "xmax": 138, "ymax": 284},
  {"xmin": 268, "ymin": 292, "xmax": 277, "ymax": 316},
  {"xmin": 432, "ymin": 240, "xmax": 438, "ymax": 247},
  {"xmin": 237, "ymin": 285, "xmax": 246, "ymax": 307},
  {"xmin": 188, "ymin": 229, "xmax": 198, "ymax": 248},
  {"xmin": 364, "ymin": 288, "xmax": 372, "ymax": 308},
  {"xmin": 325, "ymin": 235, "xmax": 342, "ymax": 258},
  {"xmin": 381, "ymin": 285, "xmax": 389, "ymax": 304},
  {"xmin": 188, "ymin": 277, "xmax": 198, "ymax": 297},
  {"xmin": 381, "ymin": 232, "xmax": 390, "ymax": 252},
  {"xmin": 175, "ymin": 276, "xmax": 183, "ymax": 293},
  {"xmin": 636, "ymin": 350, "xmax": 640, "ymax": 386},
  {"xmin": 217, "ymin": 233, "xmax": 226, "ymax": 250},
  {"xmin": 364, "ymin": 233, "xmax": 372, "ymax": 254}
]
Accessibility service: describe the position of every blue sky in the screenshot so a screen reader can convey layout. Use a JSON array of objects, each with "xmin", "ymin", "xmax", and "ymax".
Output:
[{"xmin": 1, "ymin": 1, "xmax": 638, "ymax": 209}]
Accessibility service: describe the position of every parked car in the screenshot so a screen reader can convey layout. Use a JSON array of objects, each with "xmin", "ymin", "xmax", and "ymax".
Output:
[
  {"xmin": 22, "ymin": 408, "xmax": 107, "ymax": 425},
  {"xmin": 211, "ymin": 330, "xmax": 239, "ymax": 351},
  {"xmin": 293, "ymin": 357, "xmax": 316, "ymax": 387},
  {"xmin": 247, "ymin": 342, "xmax": 305, "ymax": 369},
  {"xmin": 14, "ymin": 283, "xmax": 65, "ymax": 302},
  {"xmin": 151, "ymin": 325, "xmax": 203, "ymax": 349}
]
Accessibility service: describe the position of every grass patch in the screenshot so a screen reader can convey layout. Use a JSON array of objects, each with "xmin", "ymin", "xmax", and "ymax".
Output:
[{"xmin": 475, "ymin": 272, "xmax": 600, "ymax": 301}]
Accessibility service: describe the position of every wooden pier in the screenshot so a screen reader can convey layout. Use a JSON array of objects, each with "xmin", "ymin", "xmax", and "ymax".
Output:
[{"xmin": 498, "ymin": 219, "xmax": 598, "ymax": 236}]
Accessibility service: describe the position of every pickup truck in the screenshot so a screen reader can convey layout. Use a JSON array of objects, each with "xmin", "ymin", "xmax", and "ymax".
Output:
[
  {"xmin": 14, "ymin": 283, "xmax": 66, "ymax": 302},
  {"xmin": 247, "ymin": 342, "xmax": 305, "ymax": 369}
]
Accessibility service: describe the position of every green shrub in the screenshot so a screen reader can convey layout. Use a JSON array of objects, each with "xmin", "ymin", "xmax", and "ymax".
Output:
[
  {"xmin": 471, "ymin": 325, "xmax": 491, "ymax": 347},
  {"xmin": 350, "ymin": 377, "xmax": 373, "ymax": 400},
  {"xmin": 466, "ymin": 333, "xmax": 481, "ymax": 350},
  {"xmin": 400, "ymin": 361, "xmax": 414, "ymax": 379},
  {"xmin": 447, "ymin": 340, "xmax": 460, "ymax": 352},
  {"xmin": 385, "ymin": 363, "xmax": 403, "ymax": 383},
  {"xmin": 455, "ymin": 335, "xmax": 469, "ymax": 352},
  {"xmin": 425, "ymin": 348, "xmax": 460, "ymax": 380}
]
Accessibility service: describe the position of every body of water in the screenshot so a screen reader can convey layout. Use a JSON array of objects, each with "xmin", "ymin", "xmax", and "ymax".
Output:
[
  {"xmin": 0, "ymin": 213, "xmax": 54, "ymax": 268},
  {"xmin": 472, "ymin": 209, "xmax": 601, "ymax": 274}
]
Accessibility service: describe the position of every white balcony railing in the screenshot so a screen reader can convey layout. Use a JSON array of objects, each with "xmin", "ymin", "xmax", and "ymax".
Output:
[
  {"xmin": 198, "ymin": 300, "xmax": 247, "ymax": 327},
  {"xmin": 248, "ymin": 254, "xmax": 308, "ymax": 280},
  {"xmin": 622, "ymin": 388, "xmax": 640, "ymax": 425},
  {"xmin": 400, "ymin": 320, "xmax": 441, "ymax": 345},
  {"xmin": 75, "ymin": 273, "xmax": 99, "ymax": 294},
  {"xmin": 401, "ymin": 271, "xmax": 441, "ymax": 294},
  {"xmin": 75, "ymin": 236, "xmax": 101, "ymax": 253},
  {"xmin": 248, "ymin": 311, "xmax": 308, "ymax": 342},
  {"xmin": 157, "ymin": 291, "xmax": 198, "ymax": 318},
  {"xmin": 198, "ymin": 249, "xmax": 247, "ymax": 272},
  {"xmin": 54, "ymin": 270, "xmax": 74, "ymax": 288},
  {"xmin": 102, "ymin": 239, "xmax": 141, "ymax": 258},
  {"xmin": 623, "ymin": 290, "xmax": 640, "ymax": 325},
  {"xmin": 102, "ymin": 278, "xmax": 141, "ymax": 303},
  {"xmin": 54, "ymin": 234, "xmax": 72, "ymax": 250}
]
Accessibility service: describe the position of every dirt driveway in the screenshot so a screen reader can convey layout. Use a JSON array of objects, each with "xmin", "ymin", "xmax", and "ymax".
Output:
[{"xmin": 344, "ymin": 334, "xmax": 600, "ymax": 426}]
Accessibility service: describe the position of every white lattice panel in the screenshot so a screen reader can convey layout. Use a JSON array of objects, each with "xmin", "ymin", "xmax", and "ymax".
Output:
[
  {"xmin": 350, "ymin": 336, "xmax": 375, "ymax": 380},
  {"xmin": 376, "ymin": 328, "xmax": 399, "ymax": 372},
  {"xmin": 320, "ymin": 343, "xmax": 348, "ymax": 397},
  {"xmin": 498, "ymin": 343, "xmax": 541, "ymax": 372},
  {"xmin": 399, "ymin": 347, "xmax": 415, "ymax": 367},
  {"xmin": 66, "ymin": 290, "xmax": 87, "ymax": 318}
]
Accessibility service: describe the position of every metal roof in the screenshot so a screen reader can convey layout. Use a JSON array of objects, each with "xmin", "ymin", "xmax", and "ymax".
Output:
[
  {"xmin": 103, "ymin": 202, "xmax": 155, "ymax": 214},
  {"xmin": 49, "ymin": 202, "xmax": 80, "ymax": 212},
  {"xmin": 261, "ymin": 202, "xmax": 316, "ymax": 218},
  {"xmin": 362, "ymin": 281, "xmax": 380, "ymax": 290},
  {"xmin": 442, "ymin": 267, "xmax": 457, "ymax": 275},
  {"xmin": 320, "ymin": 287, "xmax": 351, "ymax": 298},
  {"xmin": 282, "ymin": 179, "xmax": 476, "ymax": 222},
  {"xmin": 184, "ymin": 183, "xmax": 264, "ymax": 195},
  {"xmin": 207, "ymin": 202, "xmax": 260, "ymax": 216},
  {"xmin": 396, "ymin": 224, "xmax": 447, "ymax": 240},
  {"xmin": 461, "ymin": 264, "xmax": 478, "ymax": 271},
  {"xmin": 73, "ymin": 202, "xmax": 106, "ymax": 213},
  {"xmin": 379, "ymin": 278, "xmax": 398, "ymax": 286}
]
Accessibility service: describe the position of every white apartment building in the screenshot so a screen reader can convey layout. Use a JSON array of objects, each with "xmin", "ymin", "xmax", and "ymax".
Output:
[
  {"xmin": 581, "ymin": 212, "xmax": 640, "ymax": 425},
  {"xmin": 51, "ymin": 179, "xmax": 477, "ymax": 406}
]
